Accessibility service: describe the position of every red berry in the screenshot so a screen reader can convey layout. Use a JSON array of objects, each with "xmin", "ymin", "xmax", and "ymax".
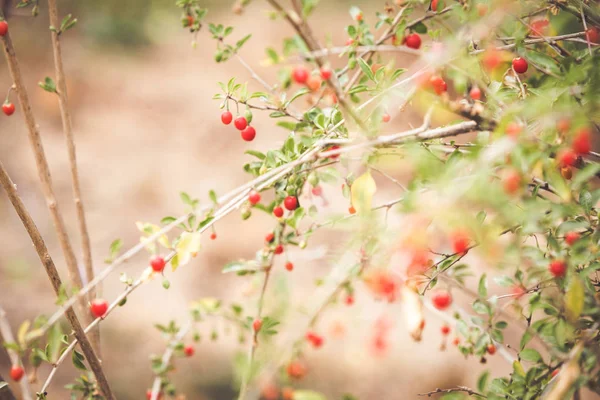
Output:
[
  {"xmin": 452, "ymin": 231, "xmax": 470, "ymax": 254},
  {"xmin": 253, "ymin": 318, "xmax": 262, "ymax": 332},
  {"xmin": 487, "ymin": 344, "xmax": 497, "ymax": 355},
  {"xmin": 292, "ymin": 66, "xmax": 309, "ymax": 84},
  {"xmin": 549, "ymin": 259, "xmax": 567, "ymax": 278},
  {"xmin": 405, "ymin": 33, "xmax": 422, "ymax": 50},
  {"xmin": 311, "ymin": 186, "xmax": 322, "ymax": 196},
  {"xmin": 184, "ymin": 15, "xmax": 194, "ymax": 27},
  {"xmin": 355, "ymin": 12, "xmax": 363, "ymax": 22},
  {"xmin": 90, "ymin": 299, "xmax": 108, "ymax": 318},
  {"xmin": 283, "ymin": 196, "xmax": 298, "ymax": 211},
  {"xmin": 221, "ymin": 111, "xmax": 233, "ymax": 125},
  {"xmin": 305, "ymin": 331, "xmax": 324, "ymax": 348},
  {"xmin": 483, "ymin": 49, "xmax": 501, "ymax": 71},
  {"xmin": 502, "ymin": 169, "xmax": 521, "ymax": 195},
  {"xmin": 557, "ymin": 148, "xmax": 577, "ymax": 167},
  {"xmin": 565, "ymin": 232, "xmax": 580, "ymax": 246},
  {"xmin": 234, "ymin": 116, "xmax": 248, "ymax": 130},
  {"xmin": 150, "ymin": 255, "xmax": 166, "ymax": 272},
  {"xmin": 551, "ymin": 369, "xmax": 560, "ymax": 378},
  {"xmin": 431, "ymin": 0, "xmax": 438, "ymax": 11},
  {"xmin": 506, "ymin": 122, "xmax": 523, "ymax": 138},
  {"xmin": 345, "ymin": 294, "xmax": 354, "ymax": 305},
  {"xmin": 273, "ymin": 206, "xmax": 284, "ymax": 218},
  {"xmin": 452, "ymin": 337, "xmax": 460, "ymax": 346},
  {"xmin": 184, "ymin": 345, "xmax": 195, "ymax": 357},
  {"xmin": 274, "ymin": 244, "xmax": 284, "ymax": 255},
  {"xmin": 382, "ymin": 113, "xmax": 391, "ymax": 123},
  {"xmin": 287, "ymin": 361, "xmax": 306, "ymax": 379},
  {"xmin": 10, "ymin": 365, "xmax": 24, "ymax": 382},
  {"xmin": 326, "ymin": 145, "xmax": 341, "ymax": 159},
  {"xmin": 469, "ymin": 86, "xmax": 482, "ymax": 100},
  {"xmin": 512, "ymin": 57, "xmax": 528, "ymax": 74},
  {"xmin": 441, "ymin": 325, "xmax": 451, "ymax": 335},
  {"xmin": 432, "ymin": 290, "xmax": 452, "ymax": 310},
  {"xmin": 248, "ymin": 190, "xmax": 261, "ymax": 205},
  {"xmin": 146, "ymin": 390, "xmax": 163, "ymax": 400},
  {"xmin": 586, "ymin": 27, "xmax": 599, "ymax": 44},
  {"xmin": 210, "ymin": 232, "xmax": 217, "ymax": 240},
  {"xmin": 346, "ymin": 38, "xmax": 355, "ymax": 46},
  {"xmin": 282, "ymin": 387, "xmax": 295, "ymax": 400},
  {"xmin": 285, "ymin": 261, "xmax": 294, "ymax": 271},
  {"xmin": 306, "ymin": 75, "xmax": 322, "ymax": 92},
  {"xmin": 320, "ymin": 66, "xmax": 332, "ymax": 80},
  {"xmin": 265, "ymin": 232, "xmax": 275, "ymax": 243},
  {"xmin": 0, "ymin": 21, "xmax": 8, "ymax": 37},
  {"xmin": 2, "ymin": 102, "xmax": 15, "ymax": 116},
  {"xmin": 348, "ymin": 206, "xmax": 356, "ymax": 214},
  {"xmin": 429, "ymin": 75, "xmax": 447, "ymax": 95},
  {"xmin": 241, "ymin": 126, "xmax": 256, "ymax": 142},
  {"xmin": 572, "ymin": 127, "xmax": 591, "ymax": 155}
]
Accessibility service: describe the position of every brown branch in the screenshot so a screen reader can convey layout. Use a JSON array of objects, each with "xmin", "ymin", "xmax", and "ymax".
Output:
[
  {"xmin": 418, "ymin": 386, "xmax": 486, "ymax": 397},
  {"xmin": 0, "ymin": 14, "xmax": 90, "ymax": 324},
  {"xmin": 0, "ymin": 161, "xmax": 115, "ymax": 400},
  {"xmin": 0, "ymin": 307, "xmax": 33, "ymax": 400},
  {"xmin": 47, "ymin": 0, "xmax": 99, "ymax": 355}
]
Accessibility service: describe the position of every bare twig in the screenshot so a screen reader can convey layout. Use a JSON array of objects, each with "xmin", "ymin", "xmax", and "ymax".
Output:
[
  {"xmin": 0, "ymin": 161, "xmax": 114, "ymax": 400},
  {"xmin": 47, "ymin": 0, "xmax": 99, "ymax": 355},
  {"xmin": 418, "ymin": 386, "xmax": 486, "ymax": 397},
  {"xmin": 0, "ymin": 307, "xmax": 33, "ymax": 400}
]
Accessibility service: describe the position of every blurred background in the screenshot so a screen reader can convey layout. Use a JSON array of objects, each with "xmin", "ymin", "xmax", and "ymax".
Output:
[{"xmin": 0, "ymin": 0, "xmax": 564, "ymax": 399}]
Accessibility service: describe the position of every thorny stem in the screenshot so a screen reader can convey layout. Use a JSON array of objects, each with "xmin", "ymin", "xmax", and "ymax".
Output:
[
  {"xmin": 47, "ymin": 0, "xmax": 99, "ymax": 355},
  {"xmin": 0, "ymin": 161, "xmax": 114, "ymax": 400}
]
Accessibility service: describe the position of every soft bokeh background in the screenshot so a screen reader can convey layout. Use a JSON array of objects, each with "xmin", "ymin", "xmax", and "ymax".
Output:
[{"xmin": 0, "ymin": 1, "xmax": 580, "ymax": 399}]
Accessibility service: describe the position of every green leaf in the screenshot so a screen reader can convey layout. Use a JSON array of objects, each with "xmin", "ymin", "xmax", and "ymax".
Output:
[
  {"xmin": 412, "ymin": 21, "xmax": 428, "ymax": 34},
  {"xmin": 222, "ymin": 260, "xmax": 260, "ymax": 274},
  {"xmin": 565, "ymin": 276, "xmax": 584, "ymax": 322},
  {"xmin": 477, "ymin": 370, "xmax": 489, "ymax": 392},
  {"xmin": 357, "ymin": 58, "xmax": 374, "ymax": 82},
  {"xmin": 38, "ymin": 77, "xmax": 57, "ymax": 93},
  {"xmin": 520, "ymin": 348, "xmax": 542, "ymax": 363},
  {"xmin": 72, "ymin": 349, "xmax": 87, "ymax": 370},
  {"xmin": 478, "ymin": 274, "xmax": 488, "ymax": 298},
  {"xmin": 525, "ymin": 51, "xmax": 561, "ymax": 76}
]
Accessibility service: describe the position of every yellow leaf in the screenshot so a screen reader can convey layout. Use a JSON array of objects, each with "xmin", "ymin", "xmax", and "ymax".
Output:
[
  {"xmin": 351, "ymin": 171, "xmax": 377, "ymax": 214},
  {"xmin": 174, "ymin": 232, "xmax": 201, "ymax": 270},
  {"xmin": 565, "ymin": 276, "xmax": 584, "ymax": 322},
  {"xmin": 135, "ymin": 222, "xmax": 170, "ymax": 249},
  {"xmin": 513, "ymin": 360, "xmax": 526, "ymax": 377}
]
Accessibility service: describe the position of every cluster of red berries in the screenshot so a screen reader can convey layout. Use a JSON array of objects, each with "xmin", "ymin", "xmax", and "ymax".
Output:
[
  {"xmin": 557, "ymin": 126, "xmax": 592, "ymax": 171},
  {"xmin": 292, "ymin": 65, "xmax": 325, "ymax": 92},
  {"xmin": 220, "ymin": 111, "xmax": 256, "ymax": 142},
  {"xmin": 391, "ymin": 32, "xmax": 422, "ymax": 50}
]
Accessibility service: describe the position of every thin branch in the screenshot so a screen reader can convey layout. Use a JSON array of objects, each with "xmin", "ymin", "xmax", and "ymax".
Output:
[
  {"xmin": 237, "ymin": 266, "xmax": 272, "ymax": 400},
  {"xmin": 40, "ymin": 274, "xmax": 147, "ymax": 394},
  {"xmin": 149, "ymin": 321, "xmax": 193, "ymax": 400},
  {"xmin": 418, "ymin": 386, "xmax": 486, "ymax": 398},
  {"xmin": 0, "ymin": 161, "xmax": 114, "ymax": 400},
  {"xmin": 0, "ymin": 11, "xmax": 90, "ymax": 324},
  {"xmin": 0, "ymin": 307, "xmax": 33, "ymax": 400},
  {"xmin": 47, "ymin": 0, "xmax": 99, "ymax": 355}
]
